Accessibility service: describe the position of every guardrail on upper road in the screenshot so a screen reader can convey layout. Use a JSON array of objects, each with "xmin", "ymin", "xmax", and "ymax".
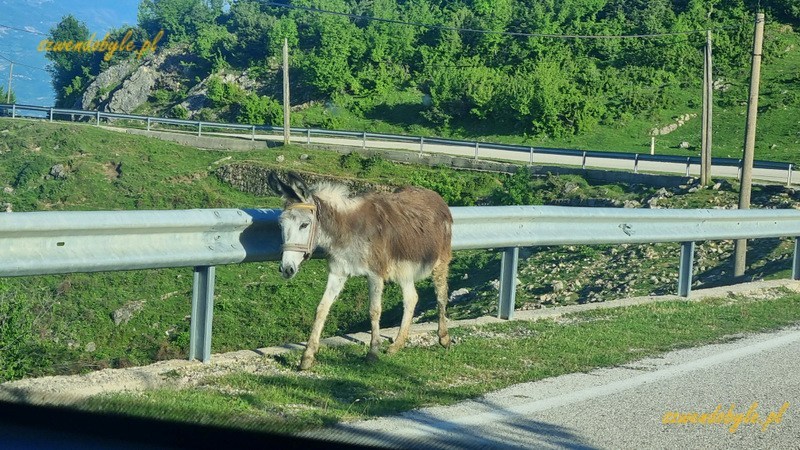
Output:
[{"xmin": 1, "ymin": 103, "xmax": 795, "ymax": 185}]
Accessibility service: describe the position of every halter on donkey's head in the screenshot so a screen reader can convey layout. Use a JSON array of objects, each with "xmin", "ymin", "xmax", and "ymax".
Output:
[
  {"xmin": 268, "ymin": 172, "xmax": 321, "ymax": 278},
  {"xmin": 280, "ymin": 201, "xmax": 318, "ymax": 260}
]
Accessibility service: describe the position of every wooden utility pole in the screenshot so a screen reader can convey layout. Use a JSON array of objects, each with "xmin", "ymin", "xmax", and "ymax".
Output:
[
  {"xmin": 282, "ymin": 38, "xmax": 290, "ymax": 146},
  {"xmin": 701, "ymin": 30, "xmax": 713, "ymax": 185},
  {"xmin": 6, "ymin": 62, "xmax": 12, "ymax": 103},
  {"xmin": 733, "ymin": 12, "xmax": 765, "ymax": 277}
]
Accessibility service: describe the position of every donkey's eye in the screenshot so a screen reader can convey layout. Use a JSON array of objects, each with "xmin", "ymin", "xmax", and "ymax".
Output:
[{"xmin": 300, "ymin": 222, "xmax": 310, "ymax": 230}]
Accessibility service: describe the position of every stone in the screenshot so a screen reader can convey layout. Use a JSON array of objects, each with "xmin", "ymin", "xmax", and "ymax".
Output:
[
  {"xmin": 112, "ymin": 300, "xmax": 146, "ymax": 326},
  {"xmin": 679, "ymin": 141, "xmax": 691, "ymax": 149},
  {"xmin": 49, "ymin": 164, "xmax": 68, "ymax": 180},
  {"xmin": 449, "ymin": 287, "xmax": 472, "ymax": 302},
  {"xmin": 276, "ymin": 155, "xmax": 285, "ymax": 163},
  {"xmin": 3, "ymin": 186, "xmax": 13, "ymax": 194},
  {"xmin": 299, "ymin": 154, "xmax": 310, "ymax": 161},
  {"xmin": 85, "ymin": 342, "xmax": 96, "ymax": 353},
  {"xmin": 551, "ymin": 280, "xmax": 565, "ymax": 293}
]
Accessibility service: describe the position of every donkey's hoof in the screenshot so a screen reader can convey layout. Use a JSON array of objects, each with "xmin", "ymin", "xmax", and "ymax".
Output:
[
  {"xmin": 386, "ymin": 343, "xmax": 403, "ymax": 355},
  {"xmin": 365, "ymin": 351, "xmax": 379, "ymax": 364},
  {"xmin": 439, "ymin": 335, "xmax": 451, "ymax": 349}
]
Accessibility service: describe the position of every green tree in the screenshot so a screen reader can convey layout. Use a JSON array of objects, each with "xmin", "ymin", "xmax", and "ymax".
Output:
[
  {"xmin": 44, "ymin": 15, "xmax": 95, "ymax": 107},
  {"xmin": 138, "ymin": 0, "xmax": 224, "ymax": 44}
]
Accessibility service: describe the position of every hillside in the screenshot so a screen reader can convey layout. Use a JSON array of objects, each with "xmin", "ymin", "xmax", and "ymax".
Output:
[
  {"xmin": 1, "ymin": 118, "xmax": 799, "ymax": 384},
  {"xmin": 42, "ymin": 1, "xmax": 800, "ymax": 163}
]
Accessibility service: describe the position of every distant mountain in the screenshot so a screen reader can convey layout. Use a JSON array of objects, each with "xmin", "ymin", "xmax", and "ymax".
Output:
[{"xmin": 0, "ymin": 0, "xmax": 139, "ymax": 105}]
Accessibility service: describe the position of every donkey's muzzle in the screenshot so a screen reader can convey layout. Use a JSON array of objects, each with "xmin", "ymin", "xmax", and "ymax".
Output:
[{"xmin": 280, "ymin": 263, "xmax": 297, "ymax": 279}]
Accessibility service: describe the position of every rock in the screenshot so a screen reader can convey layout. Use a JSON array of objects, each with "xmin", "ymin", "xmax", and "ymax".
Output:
[
  {"xmin": 563, "ymin": 182, "xmax": 580, "ymax": 195},
  {"xmin": 112, "ymin": 300, "xmax": 146, "ymax": 326},
  {"xmin": 77, "ymin": 59, "xmax": 138, "ymax": 110},
  {"xmin": 489, "ymin": 279, "xmax": 500, "ymax": 291},
  {"xmin": 449, "ymin": 287, "xmax": 472, "ymax": 302},
  {"xmin": 623, "ymin": 200, "xmax": 641, "ymax": 208},
  {"xmin": 107, "ymin": 65, "xmax": 158, "ymax": 113},
  {"xmin": 679, "ymin": 141, "xmax": 691, "ymax": 149},
  {"xmin": 551, "ymin": 280, "xmax": 565, "ymax": 293},
  {"xmin": 49, "ymin": 164, "xmax": 68, "ymax": 180},
  {"xmin": 85, "ymin": 342, "xmax": 96, "ymax": 353},
  {"xmin": 299, "ymin": 154, "xmax": 310, "ymax": 161},
  {"xmin": 3, "ymin": 186, "xmax": 12, "ymax": 194},
  {"xmin": 276, "ymin": 155, "xmax": 285, "ymax": 163},
  {"xmin": 712, "ymin": 182, "xmax": 722, "ymax": 190},
  {"xmin": 2, "ymin": 202, "xmax": 11, "ymax": 213}
]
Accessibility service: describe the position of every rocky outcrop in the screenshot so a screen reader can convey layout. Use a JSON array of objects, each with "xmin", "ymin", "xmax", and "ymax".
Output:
[
  {"xmin": 77, "ymin": 59, "xmax": 138, "ymax": 110},
  {"xmin": 78, "ymin": 46, "xmax": 203, "ymax": 114},
  {"xmin": 215, "ymin": 163, "xmax": 395, "ymax": 197}
]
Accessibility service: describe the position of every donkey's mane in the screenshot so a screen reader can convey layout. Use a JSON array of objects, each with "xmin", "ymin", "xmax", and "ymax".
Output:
[{"xmin": 310, "ymin": 182, "xmax": 362, "ymax": 212}]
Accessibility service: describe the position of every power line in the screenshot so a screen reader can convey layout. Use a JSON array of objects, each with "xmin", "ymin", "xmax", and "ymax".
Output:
[
  {"xmin": 0, "ymin": 23, "xmax": 47, "ymax": 36},
  {"xmin": 262, "ymin": 2, "xmax": 743, "ymax": 40},
  {"xmin": 0, "ymin": 53, "xmax": 49, "ymax": 72}
]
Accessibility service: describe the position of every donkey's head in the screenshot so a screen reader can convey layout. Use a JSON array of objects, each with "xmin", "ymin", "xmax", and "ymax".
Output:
[{"xmin": 268, "ymin": 172, "xmax": 318, "ymax": 279}]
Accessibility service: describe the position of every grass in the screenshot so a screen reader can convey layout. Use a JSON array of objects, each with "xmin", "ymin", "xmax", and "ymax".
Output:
[
  {"xmin": 77, "ymin": 291, "xmax": 800, "ymax": 434},
  {"xmin": 2, "ymin": 117, "xmax": 799, "ymax": 383}
]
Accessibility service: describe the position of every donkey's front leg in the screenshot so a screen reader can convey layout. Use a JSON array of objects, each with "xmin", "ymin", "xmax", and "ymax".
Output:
[
  {"xmin": 366, "ymin": 274, "xmax": 385, "ymax": 363},
  {"xmin": 387, "ymin": 279, "xmax": 419, "ymax": 354},
  {"xmin": 300, "ymin": 272, "xmax": 347, "ymax": 370}
]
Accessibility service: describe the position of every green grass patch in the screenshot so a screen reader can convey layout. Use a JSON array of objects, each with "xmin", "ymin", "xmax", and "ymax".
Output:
[{"xmin": 79, "ymin": 292, "xmax": 800, "ymax": 434}]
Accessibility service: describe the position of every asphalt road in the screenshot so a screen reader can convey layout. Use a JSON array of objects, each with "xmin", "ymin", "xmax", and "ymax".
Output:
[
  {"xmin": 206, "ymin": 130, "xmax": 797, "ymax": 186},
  {"xmin": 306, "ymin": 326, "xmax": 800, "ymax": 449}
]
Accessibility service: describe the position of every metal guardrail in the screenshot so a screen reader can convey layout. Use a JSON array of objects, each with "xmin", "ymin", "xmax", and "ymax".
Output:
[
  {"xmin": 2, "ymin": 206, "xmax": 800, "ymax": 362},
  {"xmin": 0, "ymin": 103, "xmax": 794, "ymax": 182}
]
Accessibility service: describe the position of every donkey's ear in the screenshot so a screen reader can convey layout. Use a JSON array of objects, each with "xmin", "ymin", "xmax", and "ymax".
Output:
[
  {"xmin": 285, "ymin": 172, "xmax": 312, "ymax": 202},
  {"xmin": 268, "ymin": 172, "xmax": 301, "ymax": 202}
]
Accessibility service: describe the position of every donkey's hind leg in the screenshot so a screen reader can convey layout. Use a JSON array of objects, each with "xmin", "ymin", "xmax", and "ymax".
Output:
[
  {"xmin": 300, "ymin": 272, "xmax": 347, "ymax": 370},
  {"xmin": 387, "ymin": 278, "xmax": 419, "ymax": 354},
  {"xmin": 366, "ymin": 274, "xmax": 384, "ymax": 362},
  {"xmin": 432, "ymin": 260, "xmax": 451, "ymax": 348}
]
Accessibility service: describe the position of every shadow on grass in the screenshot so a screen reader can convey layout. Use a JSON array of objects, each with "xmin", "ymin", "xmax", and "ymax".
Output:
[{"xmin": 257, "ymin": 355, "xmax": 598, "ymax": 449}]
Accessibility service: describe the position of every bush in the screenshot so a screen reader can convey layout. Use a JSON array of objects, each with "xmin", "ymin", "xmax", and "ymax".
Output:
[
  {"xmin": 237, "ymin": 94, "xmax": 283, "ymax": 126},
  {"xmin": 170, "ymin": 104, "xmax": 189, "ymax": 119}
]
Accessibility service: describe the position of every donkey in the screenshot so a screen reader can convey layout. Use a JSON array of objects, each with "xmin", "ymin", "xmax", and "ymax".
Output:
[{"xmin": 267, "ymin": 172, "xmax": 453, "ymax": 370}]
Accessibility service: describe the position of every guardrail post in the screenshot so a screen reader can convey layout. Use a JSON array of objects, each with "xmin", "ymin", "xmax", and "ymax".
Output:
[
  {"xmin": 362, "ymin": 131, "xmax": 367, "ymax": 149},
  {"xmin": 498, "ymin": 247, "xmax": 519, "ymax": 320},
  {"xmin": 251, "ymin": 125, "xmax": 255, "ymax": 142},
  {"xmin": 419, "ymin": 137, "xmax": 424, "ymax": 156},
  {"xmin": 738, "ymin": 159, "xmax": 742, "ymax": 180},
  {"xmin": 307, "ymin": 129, "xmax": 311, "ymax": 145},
  {"xmin": 582, "ymin": 151, "xmax": 587, "ymax": 169},
  {"xmin": 49, "ymin": 107, "xmax": 53, "ymax": 122},
  {"xmin": 685, "ymin": 157, "xmax": 691, "ymax": 177},
  {"xmin": 11, "ymin": 104, "xmax": 16, "ymax": 118},
  {"xmin": 474, "ymin": 142, "xmax": 479, "ymax": 160},
  {"xmin": 793, "ymin": 238, "xmax": 800, "ymax": 280},
  {"xmin": 678, "ymin": 242, "xmax": 695, "ymax": 297},
  {"xmin": 634, "ymin": 154, "xmax": 639, "ymax": 174},
  {"xmin": 529, "ymin": 147, "xmax": 534, "ymax": 165},
  {"xmin": 96, "ymin": 111, "xmax": 100, "ymax": 126},
  {"xmin": 787, "ymin": 164, "xmax": 793, "ymax": 187},
  {"xmin": 189, "ymin": 265, "xmax": 216, "ymax": 362},
  {"xmin": 146, "ymin": 117, "xmax": 151, "ymax": 131},
  {"xmin": 197, "ymin": 122, "xmax": 202, "ymax": 137}
]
